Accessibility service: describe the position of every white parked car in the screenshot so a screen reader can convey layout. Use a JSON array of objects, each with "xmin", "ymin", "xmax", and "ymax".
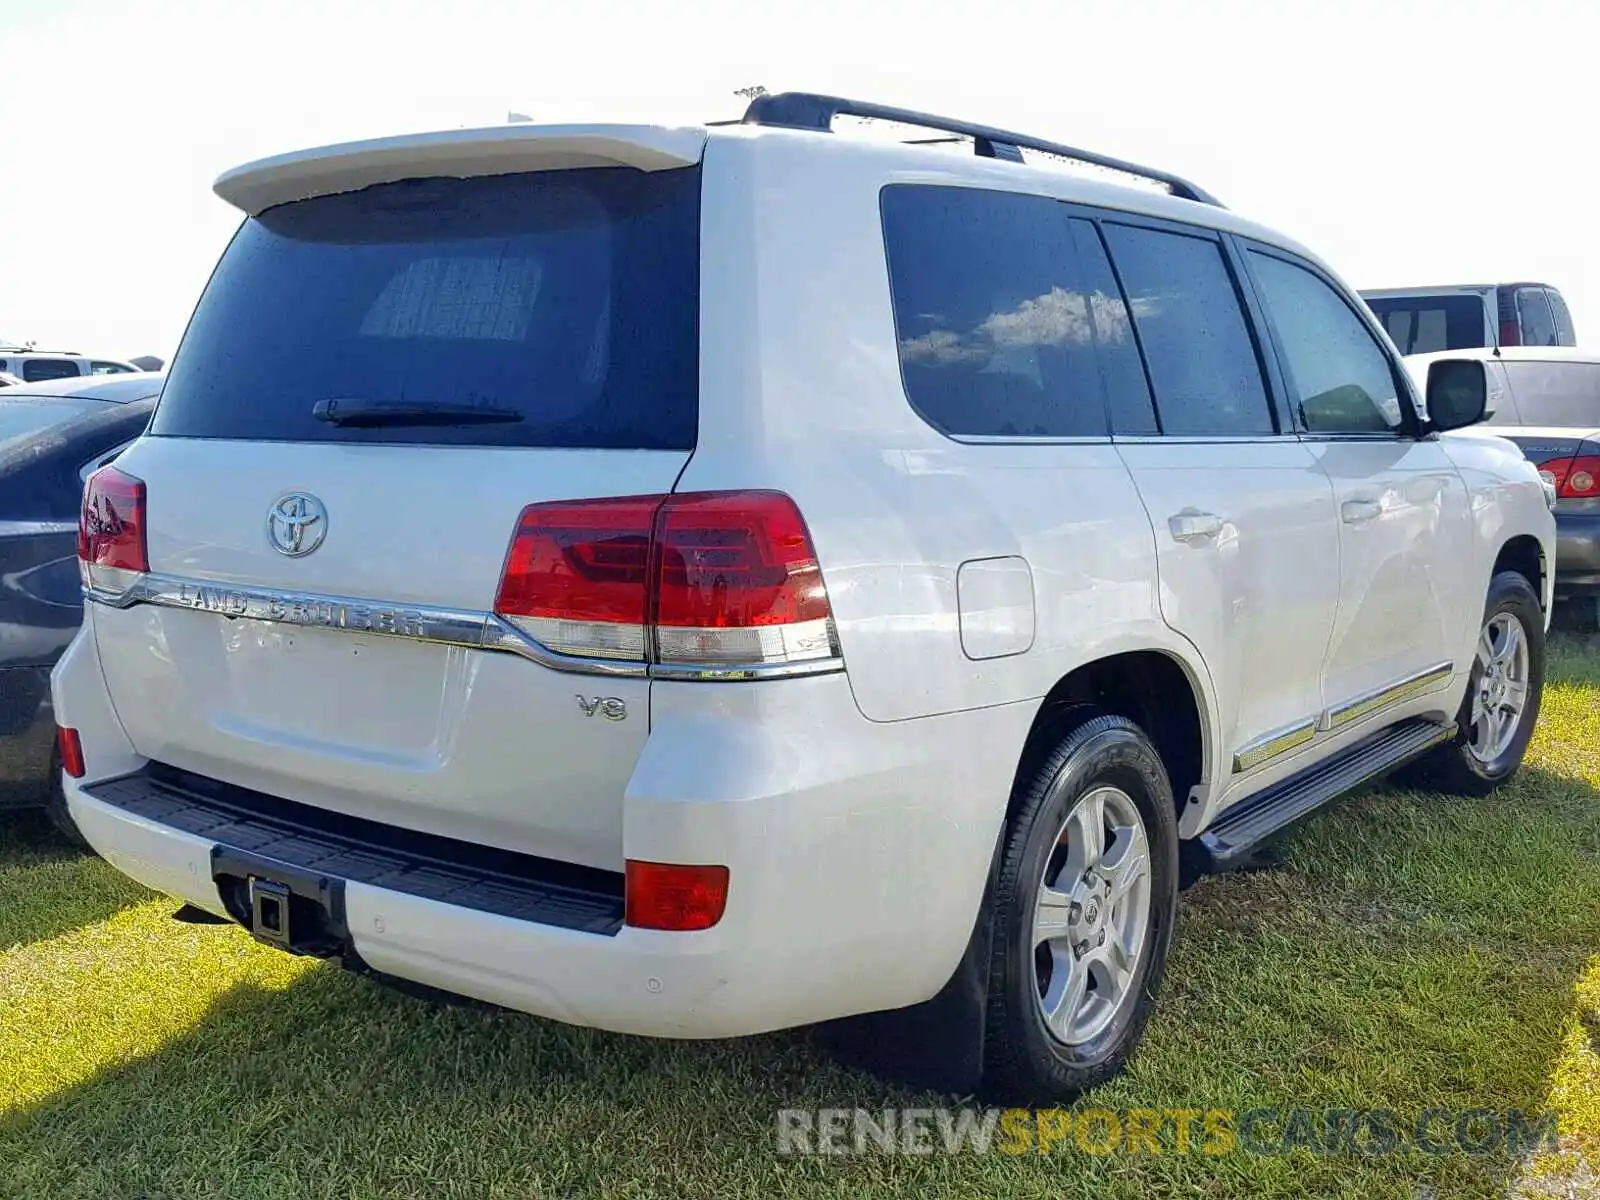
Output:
[
  {"xmin": 54, "ymin": 94, "xmax": 1555, "ymax": 1102},
  {"xmin": 0, "ymin": 350, "xmax": 140, "ymax": 383}
]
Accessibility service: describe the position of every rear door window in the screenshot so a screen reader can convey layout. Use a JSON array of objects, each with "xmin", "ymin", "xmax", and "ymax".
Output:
[
  {"xmin": 152, "ymin": 166, "xmax": 701, "ymax": 449},
  {"xmin": 21, "ymin": 358, "xmax": 81, "ymax": 383},
  {"xmin": 881, "ymin": 186, "xmax": 1142, "ymax": 438},
  {"xmin": 1517, "ymin": 288, "xmax": 1558, "ymax": 347},
  {"xmin": 1364, "ymin": 295, "xmax": 1488, "ymax": 354},
  {"xmin": 1100, "ymin": 223, "xmax": 1274, "ymax": 436},
  {"xmin": 1498, "ymin": 361, "xmax": 1600, "ymax": 426}
]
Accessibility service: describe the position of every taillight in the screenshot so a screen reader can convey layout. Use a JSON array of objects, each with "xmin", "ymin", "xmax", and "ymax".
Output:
[
  {"xmin": 494, "ymin": 495, "xmax": 660, "ymax": 660},
  {"xmin": 57, "ymin": 726, "xmax": 85, "ymax": 779},
  {"xmin": 495, "ymin": 490, "xmax": 838, "ymax": 673},
  {"xmin": 1499, "ymin": 321, "xmax": 1522, "ymax": 347},
  {"xmin": 1540, "ymin": 455, "xmax": 1600, "ymax": 499},
  {"xmin": 624, "ymin": 860, "xmax": 730, "ymax": 930},
  {"xmin": 78, "ymin": 465, "xmax": 147, "ymax": 591}
]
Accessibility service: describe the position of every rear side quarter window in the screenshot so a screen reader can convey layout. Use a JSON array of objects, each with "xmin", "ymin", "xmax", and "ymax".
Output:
[
  {"xmin": 21, "ymin": 359, "xmax": 81, "ymax": 383},
  {"xmin": 880, "ymin": 185, "xmax": 1153, "ymax": 439}
]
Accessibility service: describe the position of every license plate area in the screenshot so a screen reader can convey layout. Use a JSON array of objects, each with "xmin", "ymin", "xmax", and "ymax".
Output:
[{"xmin": 212, "ymin": 846, "xmax": 349, "ymax": 957}]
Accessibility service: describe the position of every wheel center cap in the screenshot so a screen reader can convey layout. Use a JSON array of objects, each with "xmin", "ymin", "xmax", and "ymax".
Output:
[{"xmin": 1082, "ymin": 898, "xmax": 1102, "ymax": 926}]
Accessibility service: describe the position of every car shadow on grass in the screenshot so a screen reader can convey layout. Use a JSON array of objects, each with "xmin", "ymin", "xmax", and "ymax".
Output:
[
  {"xmin": 0, "ymin": 920, "xmax": 1589, "ymax": 1200},
  {"xmin": 0, "ymin": 810, "xmax": 153, "ymax": 950}
]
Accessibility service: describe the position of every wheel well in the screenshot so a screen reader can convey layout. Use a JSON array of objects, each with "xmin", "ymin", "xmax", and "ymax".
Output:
[
  {"xmin": 1017, "ymin": 651, "xmax": 1206, "ymax": 817},
  {"xmin": 1494, "ymin": 535, "xmax": 1545, "ymax": 605}
]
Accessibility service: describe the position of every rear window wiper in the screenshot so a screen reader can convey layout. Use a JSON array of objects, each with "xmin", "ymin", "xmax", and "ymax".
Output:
[{"xmin": 312, "ymin": 398, "xmax": 524, "ymax": 428}]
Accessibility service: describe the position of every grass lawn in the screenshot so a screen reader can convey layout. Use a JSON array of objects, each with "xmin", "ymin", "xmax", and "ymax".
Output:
[{"xmin": 3, "ymin": 633, "xmax": 1598, "ymax": 1199}]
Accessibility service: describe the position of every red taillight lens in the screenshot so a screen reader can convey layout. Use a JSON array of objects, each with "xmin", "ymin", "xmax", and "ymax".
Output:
[
  {"xmin": 1539, "ymin": 455, "xmax": 1600, "ymax": 499},
  {"xmin": 78, "ymin": 465, "xmax": 147, "ymax": 585},
  {"xmin": 495, "ymin": 490, "xmax": 836, "ymax": 668},
  {"xmin": 1499, "ymin": 321, "xmax": 1522, "ymax": 347},
  {"xmin": 57, "ymin": 726, "xmax": 85, "ymax": 779},
  {"xmin": 625, "ymin": 860, "xmax": 730, "ymax": 931},
  {"xmin": 494, "ymin": 495, "xmax": 663, "ymax": 660}
]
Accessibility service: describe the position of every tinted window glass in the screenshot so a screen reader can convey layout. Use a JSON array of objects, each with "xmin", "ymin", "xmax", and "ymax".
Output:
[
  {"xmin": 1068, "ymin": 219, "xmax": 1156, "ymax": 435},
  {"xmin": 1101, "ymin": 224, "xmax": 1272, "ymax": 436},
  {"xmin": 1250, "ymin": 253, "xmax": 1403, "ymax": 434},
  {"xmin": 22, "ymin": 359, "xmax": 81, "ymax": 383},
  {"xmin": 1366, "ymin": 295, "xmax": 1488, "ymax": 354},
  {"xmin": 1517, "ymin": 288, "xmax": 1558, "ymax": 347},
  {"xmin": 882, "ymin": 186, "xmax": 1128, "ymax": 438},
  {"xmin": 153, "ymin": 166, "xmax": 700, "ymax": 449},
  {"xmin": 1499, "ymin": 361, "xmax": 1600, "ymax": 426},
  {"xmin": 89, "ymin": 361, "xmax": 133, "ymax": 374},
  {"xmin": 1546, "ymin": 290, "xmax": 1576, "ymax": 346}
]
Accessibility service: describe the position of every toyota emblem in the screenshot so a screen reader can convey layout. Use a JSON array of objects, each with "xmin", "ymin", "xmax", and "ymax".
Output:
[{"xmin": 267, "ymin": 492, "xmax": 328, "ymax": 557}]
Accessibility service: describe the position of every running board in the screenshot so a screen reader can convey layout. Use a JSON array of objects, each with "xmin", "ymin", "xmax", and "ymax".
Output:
[{"xmin": 1186, "ymin": 718, "xmax": 1455, "ymax": 876}]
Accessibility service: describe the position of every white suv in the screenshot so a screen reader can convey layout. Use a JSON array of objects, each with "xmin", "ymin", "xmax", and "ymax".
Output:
[{"xmin": 54, "ymin": 94, "xmax": 1555, "ymax": 1102}]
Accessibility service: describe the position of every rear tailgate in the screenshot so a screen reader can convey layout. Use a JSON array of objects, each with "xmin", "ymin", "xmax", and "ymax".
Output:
[
  {"xmin": 86, "ymin": 150, "xmax": 701, "ymax": 873},
  {"xmin": 1491, "ymin": 425, "xmax": 1600, "ymax": 509}
]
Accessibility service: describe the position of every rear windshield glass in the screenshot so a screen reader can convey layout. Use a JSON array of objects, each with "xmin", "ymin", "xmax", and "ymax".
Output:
[
  {"xmin": 1499, "ymin": 361, "xmax": 1600, "ymax": 427},
  {"xmin": 0, "ymin": 396, "xmax": 102, "ymax": 444},
  {"xmin": 152, "ymin": 166, "xmax": 700, "ymax": 449},
  {"xmin": 1365, "ymin": 295, "xmax": 1486, "ymax": 355}
]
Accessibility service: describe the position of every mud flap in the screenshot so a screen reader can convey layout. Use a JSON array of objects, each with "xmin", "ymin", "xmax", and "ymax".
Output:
[{"xmin": 813, "ymin": 833, "xmax": 1002, "ymax": 1095}]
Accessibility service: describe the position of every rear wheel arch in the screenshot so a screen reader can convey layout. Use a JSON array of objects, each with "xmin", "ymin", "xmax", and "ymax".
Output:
[{"xmin": 1015, "ymin": 650, "xmax": 1210, "ymax": 825}]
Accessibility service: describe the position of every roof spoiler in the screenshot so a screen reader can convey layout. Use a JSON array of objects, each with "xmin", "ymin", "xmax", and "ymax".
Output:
[{"xmin": 214, "ymin": 124, "xmax": 707, "ymax": 215}]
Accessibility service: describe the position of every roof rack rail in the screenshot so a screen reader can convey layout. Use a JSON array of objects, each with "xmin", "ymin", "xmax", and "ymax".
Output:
[{"xmin": 740, "ymin": 91, "xmax": 1223, "ymax": 208}]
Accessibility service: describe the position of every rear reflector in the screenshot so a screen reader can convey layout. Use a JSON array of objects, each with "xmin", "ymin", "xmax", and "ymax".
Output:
[
  {"xmin": 496, "ymin": 490, "xmax": 838, "ymax": 671},
  {"xmin": 57, "ymin": 726, "xmax": 85, "ymax": 779},
  {"xmin": 624, "ymin": 860, "xmax": 730, "ymax": 931},
  {"xmin": 78, "ymin": 465, "xmax": 148, "ymax": 591},
  {"xmin": 1538, "ymin": 455, "xmax": 1600, "ymax": 499}
]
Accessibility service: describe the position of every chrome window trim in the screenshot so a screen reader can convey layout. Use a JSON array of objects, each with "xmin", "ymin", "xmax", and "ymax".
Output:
[
  {"xmin": 1321, "ymin": 661, "xmax": 1454, "ymax": 731},
  {"xmin": 1231, "ymin": 716, "xmax": 1317, "ymax": 774},
  {"xmin": 948, "ymin": 434, "xmax": 1113, "ymax": 446},
  {"xmin": 83, "ymin": 573, "xmax": 844, "ymax": 682}
]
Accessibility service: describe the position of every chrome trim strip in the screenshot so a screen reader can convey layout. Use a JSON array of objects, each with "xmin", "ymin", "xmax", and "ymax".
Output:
[
  {"xmin": 1231, "ymin": 716, "xmax": 1317, "ymax": 774},
  {"xmin": 1321, "ymin": 661, "xmax": 1454, "ymax": 731},
  {"xmin": 83, "ymin": 573, "xmax": 845, "ymax": 682}
]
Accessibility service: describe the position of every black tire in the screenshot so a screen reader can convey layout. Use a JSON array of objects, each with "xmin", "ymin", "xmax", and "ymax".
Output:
[
  {"xmin": 42, "ymin": 745, "xmax": 89, "ymax": 848},
  {"xmin": 980, "ymin": 712, "xmax": 1179, "ymax": 1103},
  {"xmin": 1398, "ymin": 570, "xmax": 1544, "ymax": 797}
]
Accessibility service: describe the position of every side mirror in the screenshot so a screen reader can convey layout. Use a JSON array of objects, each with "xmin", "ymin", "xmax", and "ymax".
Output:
[{"xmin": 1426, "ymin": 359, "xmax": 1490, "ymax": 430}]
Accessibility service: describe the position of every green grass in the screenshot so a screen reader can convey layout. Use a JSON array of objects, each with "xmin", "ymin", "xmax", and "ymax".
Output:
[{"xmin": 3, "ymin": 635, "xmax": 1599, "ymax": 1198}]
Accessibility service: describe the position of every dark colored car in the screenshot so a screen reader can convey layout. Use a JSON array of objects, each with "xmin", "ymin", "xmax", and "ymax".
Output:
[{"xmin": 0, "ymin": 374, "xmax": 160, "ymax": 836}]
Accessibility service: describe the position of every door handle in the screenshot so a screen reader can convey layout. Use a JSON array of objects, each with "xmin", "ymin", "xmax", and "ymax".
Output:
[
  {"xmin": 1341, "ymin": 499, "xmax": 1383, "ymax": 524},
  {"xmin": 1168, "ymin": 510, "xmax": 1224, "ymax": 543}
]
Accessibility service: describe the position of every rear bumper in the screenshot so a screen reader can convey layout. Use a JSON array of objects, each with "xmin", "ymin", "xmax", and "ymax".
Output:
[
  {"xmin": 54, "ymin": 622, "xmax": 1029, "ymax": 1038},
  {"xmin": 1554, "ymin": 510, "xmax": 1600, "ymax": 596}
]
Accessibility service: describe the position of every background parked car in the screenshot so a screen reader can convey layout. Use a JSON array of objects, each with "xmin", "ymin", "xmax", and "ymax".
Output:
[
  {"xmin": 0, "ymin": 349, "xmax": 141, "ymax": 383},
  {"xmin": 0, "ymin": 373, "xmax": 160, "ymax": 837},
  {"xmin": 1363, "ymin": 283, "xmax": 1575, "ymax": 355},
  {"xmin": 1409, "ymin": 347, "xmax": 1599, "ymax": 623}
]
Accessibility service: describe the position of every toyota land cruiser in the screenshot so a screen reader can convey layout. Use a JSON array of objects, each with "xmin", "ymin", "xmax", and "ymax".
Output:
[{"xmin": 53, "ymin": 94, "xmax": 1556, "ymax": 1102}]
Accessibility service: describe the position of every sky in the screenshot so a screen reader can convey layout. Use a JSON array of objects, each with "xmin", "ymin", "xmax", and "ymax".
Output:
[{"xmin": 0, "ymin": 0, "xmax": 1592, "ymax": 362}]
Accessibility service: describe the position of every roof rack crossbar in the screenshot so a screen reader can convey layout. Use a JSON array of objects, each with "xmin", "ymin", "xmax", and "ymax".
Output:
[{"xmin": 740, "ymin": 91, "xmax": 1222, "ymax": 207}]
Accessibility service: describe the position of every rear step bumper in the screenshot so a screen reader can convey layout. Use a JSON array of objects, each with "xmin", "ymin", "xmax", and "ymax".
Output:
[
  {"xmin": 69, "ymin": 777, "xmax": 765, "ymax": 1037},
  {"xmin": 87, "ymin": 764, "xmax": 626, "ymax": 936}
]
